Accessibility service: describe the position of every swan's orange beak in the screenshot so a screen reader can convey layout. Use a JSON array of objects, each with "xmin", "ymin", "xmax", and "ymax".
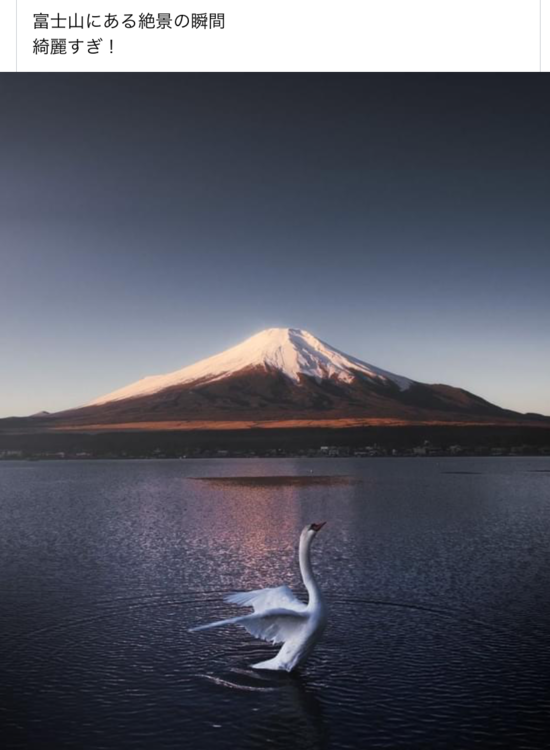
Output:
[{"xmin": 311, "ymin": 521, "xmax": 326, "ymax": 532}]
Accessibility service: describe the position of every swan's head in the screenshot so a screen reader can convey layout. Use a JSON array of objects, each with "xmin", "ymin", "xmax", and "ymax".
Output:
[{"xmin": 301, "ymin": 521, "xmax": 326, "ymax": 545}]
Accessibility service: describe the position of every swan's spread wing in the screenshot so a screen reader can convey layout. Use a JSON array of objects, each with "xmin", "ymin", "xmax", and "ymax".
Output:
[
  {"xmin": 189, "ymin": 608, "xmax": 309, "ymax": 645},
  {"xmin": 241, "ymin": 608, "xmax": 309, "ymax": 645},
  {"xmin": 225, "ymin": 586, "xmax": 304, "ymax": 614}
]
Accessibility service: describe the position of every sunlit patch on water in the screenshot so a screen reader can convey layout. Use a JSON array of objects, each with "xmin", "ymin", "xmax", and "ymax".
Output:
[{"xmin": 191, "ymin": 476, "xmax": 361, "ymax": 487}]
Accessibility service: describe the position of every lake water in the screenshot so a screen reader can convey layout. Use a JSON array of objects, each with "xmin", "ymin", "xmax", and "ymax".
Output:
[{"xmin": 1, "ymin": 457, "xmax": 550, "ymax": 749}]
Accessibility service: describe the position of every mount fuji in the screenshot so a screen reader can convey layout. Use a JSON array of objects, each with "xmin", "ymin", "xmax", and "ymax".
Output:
[
  {"xmin": 88, "ymin": 328, "xmax": 413, "ymax": 406},
  {"xmin": 38, "ymin": 327, "xmax": 538, "ymax": 430}
]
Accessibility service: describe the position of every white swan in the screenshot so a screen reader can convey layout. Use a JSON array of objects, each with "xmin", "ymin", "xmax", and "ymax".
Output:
[{"xmin": 189, "ymin": 522, "xmax": 328, "ymax": 672}]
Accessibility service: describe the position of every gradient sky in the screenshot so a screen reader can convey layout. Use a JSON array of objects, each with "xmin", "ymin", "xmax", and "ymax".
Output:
[{"xmin": 1, "ymin": 74, "xmax": 549, "ymax": 418}]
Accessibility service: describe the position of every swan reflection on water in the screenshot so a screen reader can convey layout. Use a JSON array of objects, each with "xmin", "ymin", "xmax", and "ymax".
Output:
[{"xmin": 201, "ymin": 666, "xmax": 330, "ymax": 750}]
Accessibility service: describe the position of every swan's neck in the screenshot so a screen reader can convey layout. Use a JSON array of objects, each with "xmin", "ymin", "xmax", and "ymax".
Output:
[{"xmin": 299, "ymin": 535, "xmax": 322, "ymax": 607}]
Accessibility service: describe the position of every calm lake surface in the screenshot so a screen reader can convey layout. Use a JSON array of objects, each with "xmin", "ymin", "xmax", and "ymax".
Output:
[{"xmin": 1, "ymin": 457, "xmax": 550, "ymax": 749}]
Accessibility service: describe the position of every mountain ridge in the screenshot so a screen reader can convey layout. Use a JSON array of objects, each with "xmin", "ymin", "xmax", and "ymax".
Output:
[
  {"xmin": 2, "ymin": 328, "xmax": 547, "ymax": 432},
  {"xmin": 40, "ymin": 328, "xmax": 547, "ymax": 428}
]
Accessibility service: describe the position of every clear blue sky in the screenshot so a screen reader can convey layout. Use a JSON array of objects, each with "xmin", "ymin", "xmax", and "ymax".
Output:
[{"xmin": 1, "ymin": 75, "xmax": 549, "ymax": 418}]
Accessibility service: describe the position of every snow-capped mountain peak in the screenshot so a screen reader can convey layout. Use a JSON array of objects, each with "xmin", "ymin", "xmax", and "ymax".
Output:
[{"xmin": 88, "ymin": 327, "xmax": 412, "ymax": 406}]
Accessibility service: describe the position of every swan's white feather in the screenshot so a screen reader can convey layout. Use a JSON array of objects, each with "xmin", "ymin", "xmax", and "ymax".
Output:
[
  {"xmin": 224, "ymin": 585, "xmax": 305, "ymax": 613},
  {"xmin": 240, "ymin": 608, "xmax": 309, "ymax": 644}
]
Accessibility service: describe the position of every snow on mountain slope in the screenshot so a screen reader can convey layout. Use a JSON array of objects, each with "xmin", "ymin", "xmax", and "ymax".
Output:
[{"xmin": 88, "ymin": 328, "xmax": 413, "ymax": 406}]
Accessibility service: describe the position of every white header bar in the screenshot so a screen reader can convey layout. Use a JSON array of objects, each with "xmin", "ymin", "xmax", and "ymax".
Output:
[{"xmin": 1, "ymin": 1, "xmax": 549, "ymax": 72}]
